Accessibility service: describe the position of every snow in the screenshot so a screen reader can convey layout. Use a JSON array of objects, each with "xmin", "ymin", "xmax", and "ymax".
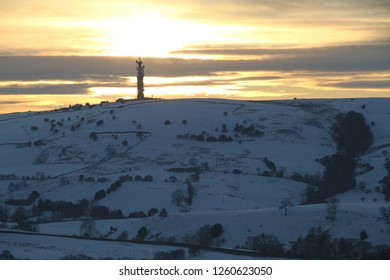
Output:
[{"xmin": 1, "ymin": 98, "xmax": 389, "ymax": 259}]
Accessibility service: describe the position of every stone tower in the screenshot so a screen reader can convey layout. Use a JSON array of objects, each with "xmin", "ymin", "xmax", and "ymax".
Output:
[{"xmin": 136, "ymin": 58, "xmax": 145, "ymax": 100}]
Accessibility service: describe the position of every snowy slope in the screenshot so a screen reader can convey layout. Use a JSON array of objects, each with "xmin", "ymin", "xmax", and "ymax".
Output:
[{"xmin": 0, "ymin": 98, "xmax": 389, "ymax": 259}]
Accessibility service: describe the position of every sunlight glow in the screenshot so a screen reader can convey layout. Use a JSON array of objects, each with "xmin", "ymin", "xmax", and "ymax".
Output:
[{"xmin": 101, "ymin": 15, "xmax": 219, "ymax": 57}]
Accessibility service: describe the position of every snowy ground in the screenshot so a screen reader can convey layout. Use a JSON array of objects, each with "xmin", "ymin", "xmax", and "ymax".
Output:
[{"xmin": 0, "ymin": 98, "xmax": 389, "ymax": 259}]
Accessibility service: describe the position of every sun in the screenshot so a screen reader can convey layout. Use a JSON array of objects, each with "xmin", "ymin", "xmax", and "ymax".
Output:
[{"xmin": 102, "ymin": 15, "xmax": 191, "ymax": 57}]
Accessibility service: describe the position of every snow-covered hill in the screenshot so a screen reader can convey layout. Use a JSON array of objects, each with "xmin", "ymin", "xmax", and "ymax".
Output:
[{"xmin": 0, "ymin": 98, "xmax": 389, "ymax": 259}]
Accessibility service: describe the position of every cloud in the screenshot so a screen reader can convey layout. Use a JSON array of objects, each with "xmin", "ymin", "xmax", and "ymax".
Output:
[{"xmin": 323, "ymin": 80, "xmax": 390, "ymax": 89}]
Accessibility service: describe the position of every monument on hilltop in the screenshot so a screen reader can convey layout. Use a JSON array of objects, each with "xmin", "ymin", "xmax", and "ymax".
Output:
[{"xmin": 136, "ymin": 58, "xmax": 145, "ymax": 100}]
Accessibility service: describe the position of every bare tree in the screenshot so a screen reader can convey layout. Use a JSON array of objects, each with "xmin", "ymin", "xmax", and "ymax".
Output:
[
  {"xmin": 325, "ymin": 197, "xmax": 339, "ymax": 227},
  {"xmin": 171, "ymin": 189, "xmax": 186, "ymax": 207},
  {"xmin": 379, "ymin": 206, "xmax": 390, "ymax": 224},
  {"xmin": 279, "ymin": 198, "xmax": 294, "ymax": 216},
  {"xmin": 80, "ymin": 219, "xmax": 99, "ymax": 238}
]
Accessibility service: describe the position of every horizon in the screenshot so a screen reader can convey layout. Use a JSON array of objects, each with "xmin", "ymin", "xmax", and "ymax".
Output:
[{"xmin": 0, "ymin": 0, "xmax": 389, "ymax": 113}]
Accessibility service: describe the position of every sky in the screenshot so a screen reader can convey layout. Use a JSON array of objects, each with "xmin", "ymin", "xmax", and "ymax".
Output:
[{"xmin": 0, "ymin": 0, "xmax": 389, "ymax": 113}]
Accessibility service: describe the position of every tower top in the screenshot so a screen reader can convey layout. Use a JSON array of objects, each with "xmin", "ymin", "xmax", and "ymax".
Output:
[{"xmin": 136, "ymin": 58, "xmax": 145, "ymax": 77}]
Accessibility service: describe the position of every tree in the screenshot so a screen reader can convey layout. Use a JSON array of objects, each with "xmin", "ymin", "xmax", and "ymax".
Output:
[
  {"xmin": 134, "ymin": 226, "xmax": 148, "ymax": 241},
  {"xmin": 379, "ymin": 206, "xmax": 390, "ymax": 224},
  {"xmin": 148, "ymin": 208, "xmax": 158, "ymax": 217},
  {"xmin": 93, "ymin": 189, "xmax": 106, "ymax": 201},
  {"xmin": 211, "ymin": 223, "xmax": 224, "ymax": 238},
  {"xmin": 90, "ymin": 206, "xmax": 110, "ymax": 218},
  {"xmin": 0, "ymin": 250, "xmax": 15, "ymax": 260},
  {"xmin": 171, "ymin": 189, "xmax": 186, "ymax": 207},
  {"xmin": 0, "ymin": 201, "xmax": 9, "ymax": 222},
  {"xmin": 279, "ymin": 199, "xmax": 294, "ymax": 216},
  {"xmin": 185, "ymin": 180, "xmax": 194, "ymax": 205},
  {"xmin": 290, "ymin": 227, "xmax": 334, "ymax": 259},
  {"xmin": 12, "ymin": 207, "xmax": 28, "ymax": 225},
  {"xmin": 117, "ymin": 230, "xmax": 129, "ymax": 241},
  {"xmin": 159, "ymin": 208, "xmax": 168, "ymax": 218},
  {"xmin": 325, "ymin": 197, "xmax": 339, "ymax": 227},
  {"xmin": 330, "ymin": 111, "xmax": 373, "ymax": 157},
  {"xmin": 360, "ymin": 230, "xmax": 368, "ymax": 241},
  {"xmin": 319, "ymin": 154, "xmax": 356, "ymax": 198},
  {"xmin": 79, "ymin": 219, "xmax": 99, "ymax": 238},
  {"xmin": 244, "ymin": 233, "xmax": 285, "ymax": 257}
]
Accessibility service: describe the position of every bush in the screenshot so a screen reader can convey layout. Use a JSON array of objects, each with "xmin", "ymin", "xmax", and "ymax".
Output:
[
  {"xmin": 128, "ymin": 211, "xmax": 147, "ymax": 218},
  {"xmin": 90, "ymin": 206, "xmax": 110, "ymax": 218},
  {"xmin": 263, "ymin": 157, "xmax": 277, "ymax": 173},
  {"xmin": 12, "ymin": 207, "xmax": 28, "ymax": 225},
  {"xmin": 148, "ymin": 208, "xmax": 159, "ymax": 217},
  {"xmin": 232, "ymin": 169, "xmax": 241, "ymax": 174},
  {"xmin": 211, "ymin": 223, "xmax": 223, "ymax": 238},
  {"xmin": 27, "ymin": 190, "xmax": 39, "ymax": 203},
  {"xmin": 144, "ymin": 175, "xmax": 154, "ymax": 182},
  {"xmin": 159, "ymin": 208, "xmax": 168, "ymax": 218},
  {"xmin": 189, "ymin": 223, "xmax": 224, "ymax": 247},
  {"xmin": 134, "ymin": 226, "xmax": 148, "ymax": 241},
  {"xmin": 110, "ymin": 209, "xmax": 123, "ymax": 219},
  {"xmin": 31, "ymin": 125, "xmax": 38, "ymax": 131},
  {"xmin": 135, "ymin": 175, "xmax": 143, "ymax": 181},
  {"xmin": 117, "ymin": 230, "xmax": 129, "ymax": 241},
  {"xmin": 154, "ymin": 249, "xmax": 185, "ymax": 260},
  {"xmin": 96, "ymin": 120, "xmax": 104, "ymax": 126},
  {"xmin": 94, "ymin": 189, "xmax": 106, "ymax": 201},
  {"xmin": 89, "ymin": 132, "xmax": 98, "ymax": 141},
  {"xmin": 164, "ymin": 120, "xmax": 171, "ymax": 125}
]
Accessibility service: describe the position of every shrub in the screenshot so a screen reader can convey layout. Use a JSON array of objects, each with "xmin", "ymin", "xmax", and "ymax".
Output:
[
  {"xmin": 135, "ymin": 175, "xmax": 143, "ymax": 181},
  {"xmin": 96, "ymin": 120, "xmax": 104, "ymax": 126},
  {"xmin": 117, "ymin": 230, "xmax": 129, "ymax": 241},
  {"xmin": 31, "ymin": 125, "xmax": 38, "ymax": 131},
  {"xmin": 128, "ymin": 211, "xmax": 147, "ymax": 218},
  {"xmin": 89, "ymin": 132, "xmax": 98, "ymax": 141},
  {"xmin": 154, "ymin": 249, "xmax": 185, "ymax": 260},
  {"xmin": 164, "ymin": 120, "xmax": 171, "ymax": 125},
  {"xmin": 211, "ymin": 223, "xmax": 223, "ymax": 238},
  {"xmin": 144, "ymin": 175, "xmax": 154, "ymax": 182},
  {"xmin": 110, "ymin": 209, "xmax": 123, "ymax": 219},
  {"xmin": 94, "ymin": 189, "xmax": 106, "ymax": 201},
  {"xmin": 159, "ymin": 208, "xmax": 168, "ymax": 218},
  {"xmin": 232, "ymin": 169, "xmax": 241, "ymax": 174},
  {"xmin": 27, "ymin": 190, "xmax": 39, "ymax": 203},
  {"xmin": 90, "ymin": 206, "xmax": 110, "ymax": 218},
  {"xmin": 12, "ymin": 207, "xmax": 28, "ymax": 225},
  {"xmin": 148, "ymin": 208, "xmax": 159, "ymax": 217},
  {"xmin": 134, "ymin": 226, "xmax": 148, "ymax": 241},
  {"xmin": 263, "ymin": 157, "xmax": 277, "ymax": 173}
]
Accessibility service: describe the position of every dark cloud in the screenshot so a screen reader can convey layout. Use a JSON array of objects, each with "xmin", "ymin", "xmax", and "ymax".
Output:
[
  {"xmin": 0, "ymin": 83, "xmax": 92, "ymax": 95},
  {"xmin": 0, "ymin": 43, "xmax": 389, "ymax": 95},
  {"xmin": 323, "ymin": 80, "xmax": 390, "ymax": 89},
  {"xmin": 0, "ymin": 100, "xmax": 25, "ymax": 105},
  {"xmin": 1, "ymin": 44, "xmax": 389, "ymax": 82}
]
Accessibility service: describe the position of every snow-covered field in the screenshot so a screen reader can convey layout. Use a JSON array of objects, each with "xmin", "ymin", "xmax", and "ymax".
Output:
[{"xmin": 0, "ymin": 98, "xmax": 389, "ymax": 259}]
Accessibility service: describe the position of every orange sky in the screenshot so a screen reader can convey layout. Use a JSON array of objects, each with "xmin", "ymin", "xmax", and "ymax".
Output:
[{"xmin": 0, "ymin": 0, "xmax": 389, "ymax": 113}]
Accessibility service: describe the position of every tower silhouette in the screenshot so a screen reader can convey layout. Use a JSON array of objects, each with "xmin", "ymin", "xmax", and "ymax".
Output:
[{"xmin": 136, "ymin": 58, "xmax": 145, "ymax": 100}]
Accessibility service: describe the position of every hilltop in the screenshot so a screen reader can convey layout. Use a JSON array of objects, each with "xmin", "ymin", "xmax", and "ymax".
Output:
[{"xmin": 0, "ymin": 98, "xmax": 389, "ymax": 259}]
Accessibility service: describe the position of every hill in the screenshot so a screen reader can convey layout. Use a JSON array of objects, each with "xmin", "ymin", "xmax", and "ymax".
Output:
[{"xmin": 0, "ymin": 98, "xmax": 389, "ymax": 259}]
